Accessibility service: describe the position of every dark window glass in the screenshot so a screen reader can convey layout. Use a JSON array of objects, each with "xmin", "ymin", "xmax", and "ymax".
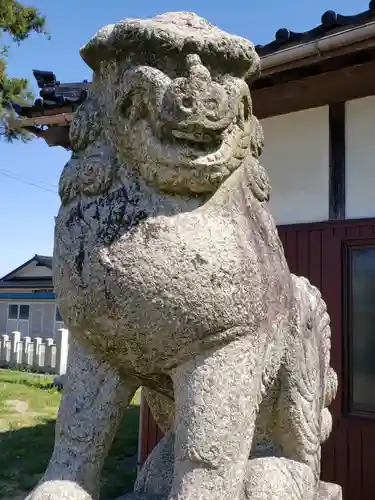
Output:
[
  {"xmin": 56, "ymin": 308, "xmax": 63, "ymax": 322},
  {"xmin": 8, "ymin": 304, "xmax": 18, "ymax": 319},
  {"xmin": 348, "ymin": 246, "xmax": 375, "ymax": 414},
  {"xmin": 19, "ymin": 305, "xmax": 30, "ymax": 320}
]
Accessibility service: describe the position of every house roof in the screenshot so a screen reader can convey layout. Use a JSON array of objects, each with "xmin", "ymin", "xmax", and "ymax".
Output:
[
  {"xmin": 256, "ymin": 1, "xmax": 375, "ymax": 56},
  {"xmin": 7, "ymin": 70, "xmax": 89, "ymax": 149},
  {"xmin": 13, "ymin": 70, "xmax": 89, "ymax": 120},
  {"xmin": 0, "ymin": 255, "xmax": 53, "ymax": 289},
  {"xmin": 0, "ymin": 280, "xmax": 53, "ymax": 290}
]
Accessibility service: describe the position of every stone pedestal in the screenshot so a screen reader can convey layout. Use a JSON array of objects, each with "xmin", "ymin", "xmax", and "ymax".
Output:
[
  {"xmin": 119, "ymin": 484, "xmax": 343, "ymax": 500},
  {"xmin": 317, "ymin": 481, "xmax": 342, "ymax": 500}
]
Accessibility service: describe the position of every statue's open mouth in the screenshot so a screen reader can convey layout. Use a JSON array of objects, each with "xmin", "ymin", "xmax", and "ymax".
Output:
[
  {"xmin": 161, "ymin": 124, "xmax": 224, "ymax": 154},
  {"xmin": 160, "ymin": 115, "xmax": 243, "ymax": 162}
]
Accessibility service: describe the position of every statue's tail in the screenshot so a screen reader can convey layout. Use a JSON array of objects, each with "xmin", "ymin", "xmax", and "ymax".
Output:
[{"xmin": 274, "ymin": 275, "xmax": 338, "ymax": 480}]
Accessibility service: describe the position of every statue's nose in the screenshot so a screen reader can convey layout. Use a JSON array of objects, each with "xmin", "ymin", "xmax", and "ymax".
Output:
[{"xmin": 169, "ymin": 54, "xmax": 229, "ymax": 124}]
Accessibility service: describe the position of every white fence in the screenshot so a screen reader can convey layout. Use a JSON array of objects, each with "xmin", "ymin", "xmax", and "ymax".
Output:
[{"xmin": 0, "ymin": 329, "xmax": 69, "ymax": 375}]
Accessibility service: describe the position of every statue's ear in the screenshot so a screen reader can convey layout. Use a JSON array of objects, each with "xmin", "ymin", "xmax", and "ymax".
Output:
[
  {"xmin": 69, "ymin": 96, "xmax": 103, "ymax": 152},
  {"xmin": 247, "ymin": 115, "xmax": 269, "ymax": 201},
  {"xmin": 250, "ymin": 115, "xmax": 264, "ymax": 159},
  {"xmin": 250, "ymin": 161, "xmax": 271, "ymax": 202}
]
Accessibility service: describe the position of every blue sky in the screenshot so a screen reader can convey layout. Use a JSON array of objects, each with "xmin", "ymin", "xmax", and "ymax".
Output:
[{"xmin": 0, "ymin": 0, "xmax": 368, "ymax": 276}]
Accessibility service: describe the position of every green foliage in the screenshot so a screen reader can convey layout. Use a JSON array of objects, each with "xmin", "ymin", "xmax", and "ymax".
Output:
[{"xmin": 0, "ymin": 1, "xmax": 48, "ymax": 141}]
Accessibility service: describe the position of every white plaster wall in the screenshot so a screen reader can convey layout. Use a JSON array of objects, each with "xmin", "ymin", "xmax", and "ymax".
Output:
[
  {"xmin": 260, "ymin": 107, "xmax": 329, "ymax": 225},
  {"xmin": 346, "ymin": 96, "xmax": 375, "ymax": 219}
]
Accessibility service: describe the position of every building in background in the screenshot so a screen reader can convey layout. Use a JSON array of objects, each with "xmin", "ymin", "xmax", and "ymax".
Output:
[{"xmin": 0, "ymin": 254, "xmax": 66, "ymax": 338}]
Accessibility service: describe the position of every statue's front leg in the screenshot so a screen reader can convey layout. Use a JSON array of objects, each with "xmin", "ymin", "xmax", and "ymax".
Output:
[
  {"xmin": 169, "ymin": 335, "xmax": 277, "ymax": 500},
  {"xmin": 26, "ymin": 336, "xmax": 139, "ymax": 500}
]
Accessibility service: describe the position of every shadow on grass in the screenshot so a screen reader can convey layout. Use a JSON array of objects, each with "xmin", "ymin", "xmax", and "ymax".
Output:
[{"xmin": 0, "ymin": 405, "xmax": 140, "ymax": 500}]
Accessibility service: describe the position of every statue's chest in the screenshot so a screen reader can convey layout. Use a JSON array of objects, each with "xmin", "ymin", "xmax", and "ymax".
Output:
[
  {"xmin": 101, "ymin": 213, "xmax": 238, "ymax": 311},
  {"xmin": 99, "ymin": 211, "xmax": 289, "ymax": 328},
  {"xmin": 54, "ymin": 202, "xmax": 291, "ymax": 373}
]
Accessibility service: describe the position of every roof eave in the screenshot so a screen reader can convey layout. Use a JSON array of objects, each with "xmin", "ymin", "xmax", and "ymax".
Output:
[
  {"xmin": 260, "ymin": 20, "xmax": 375, "ymax": 76},
  {"xmin": 0, "ymin": 282, "xmax": 54, "ymax": 290}
]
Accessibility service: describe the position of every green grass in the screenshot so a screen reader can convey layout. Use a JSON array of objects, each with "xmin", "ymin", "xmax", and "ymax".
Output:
[{"xmin": 0, "ymin": 370, "xmax": 140, "ymax": 500}]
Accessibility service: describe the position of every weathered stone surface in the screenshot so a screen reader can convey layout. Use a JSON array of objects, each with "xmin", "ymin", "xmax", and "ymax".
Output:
[{"xmin": 25, "ymin": 11, "xmax": 340, "ymax": 500}]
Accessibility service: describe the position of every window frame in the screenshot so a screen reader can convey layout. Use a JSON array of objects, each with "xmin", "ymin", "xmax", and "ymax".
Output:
[
  {"xmin": 8, "ymin": 304, "xmax": 19, "ymax": 320},
  {"xmin": 7, "ymin": 303, "xmax": 30, "ymax": 321},
  {"xmin": 19, "ymin": 304, "xmax": 30, "ymax": 320},
  {"xmin": 343, "ymin": 238, "xmax": 375, "ymax": 420}
]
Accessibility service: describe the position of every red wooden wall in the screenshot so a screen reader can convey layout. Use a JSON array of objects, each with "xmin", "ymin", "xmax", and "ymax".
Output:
[{"xmin": 138, "ymin": 218, "xmax": 375, "ymax": 500}]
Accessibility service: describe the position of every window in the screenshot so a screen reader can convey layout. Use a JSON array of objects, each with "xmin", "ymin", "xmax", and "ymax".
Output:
[
  {"xmin": 55, "ymin": 307, "xmax": 63, "ymax": 322},
  {"xmin": 8, "ymin": 304, "xmax": 29, "ymax": 320},
  {"xmin": 8, "ymin": 304, "xmax": 18, "ymax": 319},
  {"xmin": 345, "ymin": 243, "xmax": 375, "ymax": 416},
  {"xmin": 19, "ymin": 305, "xmax": 30, "ymax": 320}
]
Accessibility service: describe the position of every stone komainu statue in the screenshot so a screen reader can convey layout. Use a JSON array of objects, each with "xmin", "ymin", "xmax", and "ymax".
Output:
[{"xmin": 26, "ymin": 12, "xmax": 341, "ymax": 500}]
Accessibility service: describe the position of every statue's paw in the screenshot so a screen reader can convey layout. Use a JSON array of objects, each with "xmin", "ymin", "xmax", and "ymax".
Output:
[
  {"xmin": 245, "ymin": 457, "xmax": 316, "ymax": 500},
  {"xmin": 24, "ymin": 480, "xmax": 92, "ymax": 500}
]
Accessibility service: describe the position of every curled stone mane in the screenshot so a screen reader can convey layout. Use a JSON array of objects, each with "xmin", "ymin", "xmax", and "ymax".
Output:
[
  {"xmin": 283, "ymin": 276, "xmax": 337, "ymax": 479},
  {"xmin": 248, "ymin": 115, "xmax": 271, "ymax": 202},
  {"xmin": 80, "ymin": 11, "xmax": 261, "ymax": 82},
  {"xmin": 58, "ymin": 97, "xmax": 116, "ymax": 206},
  {"xmin": 69, "ymin": 89, "xmax": 103, "ymax": 153}
]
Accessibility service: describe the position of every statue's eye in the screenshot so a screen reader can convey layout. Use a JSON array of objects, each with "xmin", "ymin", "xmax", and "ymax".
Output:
[{"xmin": 120, "ymin": 90, "xmax": 148, "ymax": 120}]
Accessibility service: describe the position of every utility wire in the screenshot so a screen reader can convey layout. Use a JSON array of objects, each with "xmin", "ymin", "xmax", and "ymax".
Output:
[
  {"xmin": 0, "ymin": 167, "xmax": 58, "ymax": 189},
  {"xmin": 0, "ymin": 168, "xmax": 58, "ymax": 194}
]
